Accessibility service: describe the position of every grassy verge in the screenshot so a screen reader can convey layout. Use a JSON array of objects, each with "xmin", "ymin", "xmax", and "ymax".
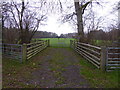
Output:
[
  {"xmin": 77, "ymin": 56, "xmax": 120, "ymax": 88},
  {"xmin": 2, "ymin": 49, "xmax": 45, "ymax": 88}
]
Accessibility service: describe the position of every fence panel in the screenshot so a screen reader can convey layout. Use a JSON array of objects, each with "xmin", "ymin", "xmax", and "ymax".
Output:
[
  {"xmin": 70, "ymin": 40, "xmax": 101, "ymax": 68},
  {"xmin": 106, "ymin": 47, "xmax": 120, "ymax": 71},
  {"xmin": 1, "ymin": 43, "xmax": 22, "ymax": 62},
  {"xmin": 26, "ymin": 40, "xmax": 49, "ymax": 60},
  {"xmin": 70, "ymin": 40, "xmax": 120, "ymax": 71},
  {"xmin": 1, "ymin": 40, "xmax": 49, "ymax": 63}
]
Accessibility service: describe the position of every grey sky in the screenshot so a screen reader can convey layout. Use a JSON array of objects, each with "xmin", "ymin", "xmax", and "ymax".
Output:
[
  {"xmin": 39, "ymin": 0, "xmax": 119, "ymax": 35},
  {"xmin": 3, "ymin": 0, "xmax": 120, "ymax": 36}
]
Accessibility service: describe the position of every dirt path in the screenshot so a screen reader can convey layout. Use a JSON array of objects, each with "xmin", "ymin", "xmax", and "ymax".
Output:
[
  {"xmin": 18, "ymin": 47, "xmax": 90, "ymax": 88},
  {"xmin": 3, "ymin": 47, "xmax": 91, "ymax": 88}
]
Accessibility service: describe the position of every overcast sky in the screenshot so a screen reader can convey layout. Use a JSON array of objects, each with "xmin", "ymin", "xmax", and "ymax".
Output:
[
  {"xmin": 39, "ymin": 0, "xmax": 119, "ymax": 36},
  {"xmin": 4, "ymin": 0, "xmax": 120, "ymax": 36}
]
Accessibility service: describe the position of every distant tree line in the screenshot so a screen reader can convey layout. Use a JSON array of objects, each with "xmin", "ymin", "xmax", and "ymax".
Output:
[
  {"xmin": 59, "ymin": 33, "xmax": 77, "ymax": 38},
  {"xmin": 2, "ymin": 27, "xmax": 58, "ymax": 43},
  {"xmin": 33, "ymin": 31, "xmax": 58, "ymax": 38},
  {"xmin": 87, "ymin": 29, "xmax": 120, "ymax": 42},
  {"xmin": 58, "ymin": 29, "xmax": 120, "ymax": 43}
]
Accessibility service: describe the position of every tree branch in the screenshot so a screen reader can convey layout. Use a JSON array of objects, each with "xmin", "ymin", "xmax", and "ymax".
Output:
[{"xmin": 81, "ymin": 0, "xmax": 93, "ymax": 14}]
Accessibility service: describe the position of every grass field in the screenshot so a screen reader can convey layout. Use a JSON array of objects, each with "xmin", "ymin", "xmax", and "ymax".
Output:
[
  {"xmin": 34, "ymin": 38, "xmax": 75, "ymax": 47},
  {"xmin": 33, "ymin": 38, "xmax": 113, "ymax": 47}
]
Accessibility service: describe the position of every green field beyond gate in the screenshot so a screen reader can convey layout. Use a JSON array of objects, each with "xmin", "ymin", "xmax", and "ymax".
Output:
[{"xmin": 37, "ymin": 38, "xmax": 75, "ymax": 47}]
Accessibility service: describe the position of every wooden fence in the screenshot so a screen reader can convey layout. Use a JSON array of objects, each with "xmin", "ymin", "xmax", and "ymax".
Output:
[
  {"xmin": 1, "ymin": 40, "xmax": 49, "ymax": 63},
  {"xmin": 1, "ymin": 43, "xmax": 22, "ymax": 62},
  {"xmin": 70, "ymin": 40, "xmax": 120, "ymax": 71},
  {"xmin": 106, "ymin": 47, "xmax": 120, "ymax": 71},
  {"xmin": 25, "ymin": 40, "xmax": 49, "ymax": 61}
]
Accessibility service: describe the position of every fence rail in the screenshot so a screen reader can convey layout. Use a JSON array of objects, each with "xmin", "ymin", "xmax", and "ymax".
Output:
[
  {"xmin": 106, "ymin": 47, "xmax": 120, "ymax": 71},
  {"xmin": 26, "ymin": 40, "xmax": 49, "ymax": 60},
  {"xmin": 1, "ymin": 40, "xmax": 49, "ymax": 63},
  {"xmin": 70, "ymin": 40, "xmax": 120, "ymax": 72},
  {"xmin": 1, "ymin": 43, "xmax": 22, "ymax": 62},
  {"xmin": 70, "ymin": 40, "xmax": 101, "ymax": 69}
]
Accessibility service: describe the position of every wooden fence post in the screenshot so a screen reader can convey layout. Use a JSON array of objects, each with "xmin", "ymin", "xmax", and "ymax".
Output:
[
  {"xmin": 70, "ymin": 40, "xmax": 72, "ymax": 48},
  {"xmin": 73, "ymin": 40, "xmax": 75, "ymax": 50},
  {"xmin": 100, "ymin": 46, "xmax": 107, "ymax": 71},
  {"xmin": 22, "ymin": 43, "xmax": 27, "ymax": 63},
  {"xmin": 48, "ymin": 39, "xmax": 50, "ymax": 47},
  {"xmin": 74, "ymin": 40, "xmax": 76, "ymax": 50}
]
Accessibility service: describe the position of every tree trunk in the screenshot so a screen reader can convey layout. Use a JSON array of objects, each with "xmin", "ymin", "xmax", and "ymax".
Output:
[
  {"xmin": 74, "ymin": 1, "xmax": 84, "ymax": 41},
  {"xmin": 118, "ymin": 2, "xmax": 120, "ymax": 42}
]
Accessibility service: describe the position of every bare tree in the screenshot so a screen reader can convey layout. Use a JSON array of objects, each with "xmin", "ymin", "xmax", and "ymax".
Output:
[
  {"xmin": 2, "ymin": 0, "xmax": 47, "ymax": 44},
  {"xmin": 0, "ymin": 3, "xmax": 2, "ymax": 43},
  {"xmin": 84, "ymin": 10, "xmax": 104, "ymax": 33},
  {"xmin": 118, "ymin": 1, "xmax": 120, "ymax": 42},
  {"xmin": 57, "ymin": 0, "xmax": 101, "ymax": 42}
]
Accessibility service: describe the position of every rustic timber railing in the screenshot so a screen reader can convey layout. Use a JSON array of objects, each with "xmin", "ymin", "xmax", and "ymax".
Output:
[
  {"xmin": 106, "ymin": 47, "xmax": 120, "ymax": 71},
  {"xmin": 1, "ymin": 43, "xmax": 22, "ymax": 62},
  {"xmin": 1, "ymin": 40, "xmax": 49, "ymax": 63},
  {"xmin": 25, "ymin": 40, "xmax": 49, "ymax": 61},
  {"xmin": 70, "ymin": 40, "xmax": 120, "ymax": 72}
]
